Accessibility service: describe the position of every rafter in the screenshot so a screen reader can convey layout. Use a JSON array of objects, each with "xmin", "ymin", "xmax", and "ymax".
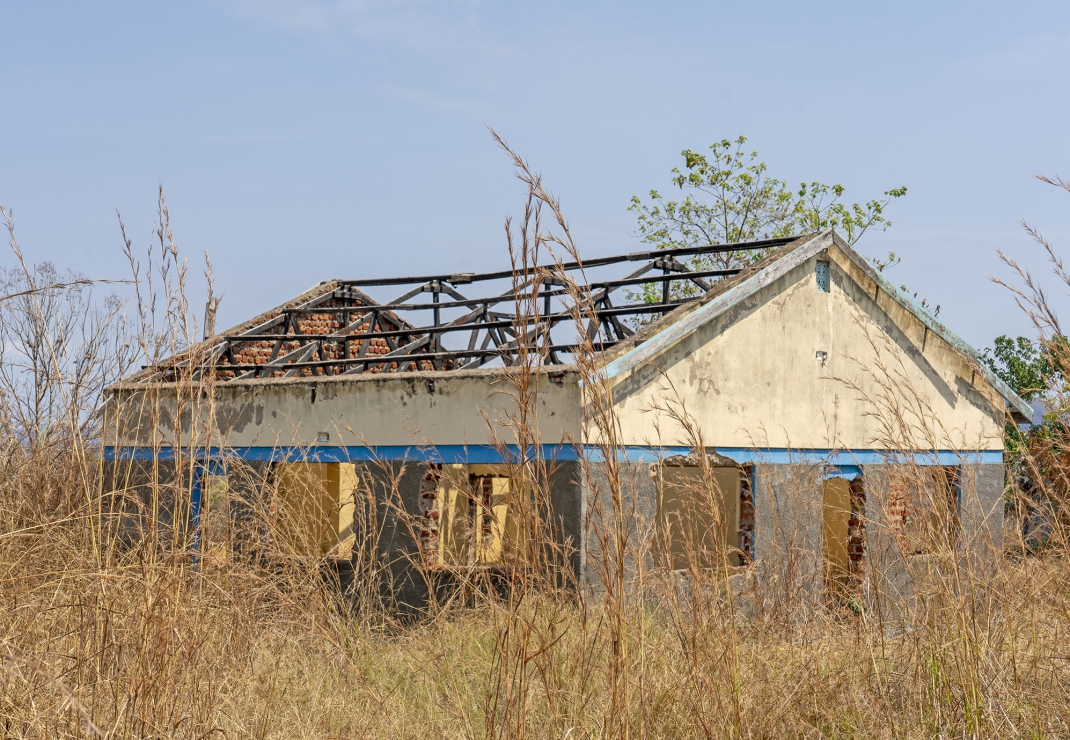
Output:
[{"xmin": 133, "ymin": 236, "xmax": 796, "ymax": 382}]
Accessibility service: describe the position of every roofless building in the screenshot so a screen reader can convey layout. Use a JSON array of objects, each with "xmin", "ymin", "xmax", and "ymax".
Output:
[{"xmin": 102, "ymin": 230, "xmax": 1027, "ymax": 608}]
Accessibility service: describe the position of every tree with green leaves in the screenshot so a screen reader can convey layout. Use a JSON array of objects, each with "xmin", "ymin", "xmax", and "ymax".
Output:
[
  {"xmin": 980, "ymin": 334, "xmax": 1069, "ymax": 461},
  {"xmin": 980, "ymin": 335, "xmax": 1054, "ymax": 403},
  {"xmin": 629, "ymin": 136, "xmax": 906, "ymax": 303}
]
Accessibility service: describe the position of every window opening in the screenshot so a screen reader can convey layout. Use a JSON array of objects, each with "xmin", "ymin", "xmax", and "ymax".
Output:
[
  {"xmin": 824, "ymin": 476, "xmax": 868, "ymax": 600},
  {"xmin": 739, "ymin": 464, "xmax": 754, "ymax": 562},
  {"xmin": 847, "ymin": 476, "xmax": 867, "ymax": 580},
  {"xmin": 816, "ymin": 260, "xmax": 831, "ymax": 292},
  {"xmin": 272, "ymin": 463, "xmax": 359, "ymax": 558},
  {"xmin": 431, "ymin": 464, "xmax": 521, "ymax": 568},
  {"xmin": 823, "ymin": 477, "xmax": 852, "ymax": 594},
  {"xmin": 888, "ymin": 466, "xmax": 959, "ymax": 555},
  {"xmin": 657, "ymin": 463, "xmax": 742, "ymax": 569},
  {"xmin": 200, "ymin": 472, "xmax": 231, "ymax": 563}
]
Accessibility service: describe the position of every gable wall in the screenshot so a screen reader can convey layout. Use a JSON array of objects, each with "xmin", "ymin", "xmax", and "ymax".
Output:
[{"xmin": 600, "ymin": 245, "xmax": 1006, "ymax": 452}]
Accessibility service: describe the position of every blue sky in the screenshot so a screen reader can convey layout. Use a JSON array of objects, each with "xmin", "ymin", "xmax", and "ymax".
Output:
[{"xmin": 1, "ymin": 1, "xmax": 1068, "ymax": 348}]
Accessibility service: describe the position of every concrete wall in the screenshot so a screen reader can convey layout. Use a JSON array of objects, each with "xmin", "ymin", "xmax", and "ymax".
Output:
[
  {"xmin": 581, "ymin": 459, "xmax": 1005, "ymax": 619},
  {"xmin": 104, "ymin": 367, "xmax": 582, "ymax": 451},
  {"xmin": 581, "ymin": 460, "xmax": 830, "ymax": 618},
  {"xmin": 751, "ymin": 464, "xmax": 825, "ymax": 610},
  {"xmin": 582, "ymin": 461, "xmax": 658, "ymax": 593},
  {"xmin": 582, "ymin": 459, "xmax": 783, "ymax": 594},
  {"xmin": 102, "ymin": 458, "xmax": 185, "ymax": 544},
  {"xmin": 960, "ymin": 463, "xmax": 1006, "ymax": 563},
  {"xmin": 295, "ymin": 458, "xmax": 586, "ymax": 612},
  {"xmin": 602, "ymin": 244, "xmax": 1006, "ymax": 452},
  {"xmin": 102, "ymin": 456, "xmax": 584, "ymax": 614},
  {"xmin": 102, "ymin": 457, "xmax": 273, "ymax": 557}
]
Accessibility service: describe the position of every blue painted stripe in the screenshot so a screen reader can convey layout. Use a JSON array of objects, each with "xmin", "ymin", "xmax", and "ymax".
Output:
[
  {"xmin": 103, "ymin": 444, "xmax": 1001, "ymax": 466},
  {"xmin": 589, "ymin": 447, "xmax": 1000, "ymax": 465}
]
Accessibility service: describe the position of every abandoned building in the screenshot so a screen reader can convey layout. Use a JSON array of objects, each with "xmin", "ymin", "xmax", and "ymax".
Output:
[{"xmin": 101, "ymin": 230, "xmax": 1030, "ymax": 607}]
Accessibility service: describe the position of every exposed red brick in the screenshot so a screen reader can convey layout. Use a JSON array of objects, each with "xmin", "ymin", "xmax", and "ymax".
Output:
[
  {"xmin": 847, "ymin": 477, "xmax": 866, "ymax": 566},
  {"xmin": 738, "ymin": 464, "xmax": 755, "ymax": 562}
]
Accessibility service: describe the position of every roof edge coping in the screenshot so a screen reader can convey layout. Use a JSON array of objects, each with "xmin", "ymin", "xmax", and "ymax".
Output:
[{"xmin": 830, "ymin": 232, "xmax": 1031, "ymax": 420}]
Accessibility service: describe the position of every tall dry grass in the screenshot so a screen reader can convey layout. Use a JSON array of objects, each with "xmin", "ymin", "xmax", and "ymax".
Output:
[{"xmin": 0, "ymin": 170, "xmax": 1069, "ymax": 739}]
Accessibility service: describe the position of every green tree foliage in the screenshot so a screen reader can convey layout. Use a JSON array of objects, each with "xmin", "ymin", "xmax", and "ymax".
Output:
[
  {"xmin": 980, "ymin": 335, "xmax": 1052, "ymax": 402},
  {"xmin": 980, "ymin": 334, "xmax": 1070, "ymax": 462},
  {"xmin": 628, "ymin": 136, "xmax": 906, "ymax": 304}
]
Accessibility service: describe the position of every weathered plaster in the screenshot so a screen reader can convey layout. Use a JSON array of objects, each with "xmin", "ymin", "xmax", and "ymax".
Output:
[
  {"xmin": 600, "ymin": 244, "xmax": 1006, "ymax": 452},
  {"xmin": 105, "ymin": 367, "xmax": 583, "ymax": 450}
]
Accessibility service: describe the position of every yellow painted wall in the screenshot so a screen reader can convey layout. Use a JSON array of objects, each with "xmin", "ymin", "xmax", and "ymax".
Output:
[
  {"xmin": 200, "ymin": 474, "xmax": 231, "ymax": 564},
  {"xmin": 437, "ymin": 464, "xmax": 473, "ymax": 566},
  {"xmin": 604, "ymin": 245, "xmax": 1006, "ymax": 452},
  {"xmin": 274, "ymin": 462, "xmax": 357, "ymax": 558},
  {"xmin": 822, "ymin": 478, "xmax": 852, "ymax": 589}
]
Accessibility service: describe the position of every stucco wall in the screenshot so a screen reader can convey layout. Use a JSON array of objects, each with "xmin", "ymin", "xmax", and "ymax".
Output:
[
  {"xmin": 581, "ymin": 461, "xmax": 658, "ymax": 593},
  {"xmin": 104, "ymin": 367, "xmax": 583, "ymax": 451},
  {"xmin": 602, "ymin": 245, "xmax": 1006, "ymax": 452},
  {"xmin": 751, "ymin": 463, "xmax": 824, "ymax": 609}
]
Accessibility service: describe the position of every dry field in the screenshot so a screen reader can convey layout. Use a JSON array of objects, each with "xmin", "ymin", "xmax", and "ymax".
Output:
[{"xmin": 2, "ymin": 174, "xmax": 1070, "ymax": 739}]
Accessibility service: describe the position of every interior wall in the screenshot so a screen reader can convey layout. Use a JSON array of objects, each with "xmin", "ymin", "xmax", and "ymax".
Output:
[
  {"xmin": 822, "ymin": 478, "xmax": 852, "ymax": 590},
  {"xmin": 273, "ymin": 462, "xmax": 358, "ymax": 558},
  {"xmin": 657, "ymin": 465, "xmax": 742, "ymax": 569}
]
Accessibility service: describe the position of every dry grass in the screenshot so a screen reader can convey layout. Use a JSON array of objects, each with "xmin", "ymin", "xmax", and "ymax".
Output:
[{"xmin": 2, "ymin": 173, "xmax": 1070, "ymax": 739}]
